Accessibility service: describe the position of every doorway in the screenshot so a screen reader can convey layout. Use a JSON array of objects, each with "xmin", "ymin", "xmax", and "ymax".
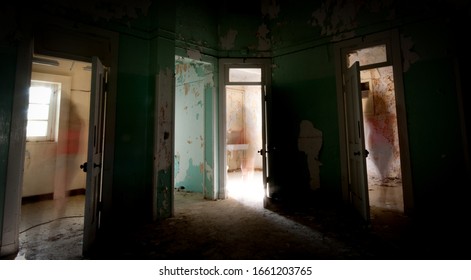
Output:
[
  {"xmin": 225, "ymin": 84, "xmax": 264, "ymax": 206},
  {"xmin": 358, "ymin": 65, "xmax": 404, "ymax": 215},
  {"xmin": 1, "ymin": 24, "xmax": 117, "ymax": 258},
  {"xmin": 335, "ymin": 30, "xmax": 413, "ymax": 223},
  {"xmin": 219, "ymin": 59, "xmax": 272, "ymax": 208},
  {"xmin": 173, "ymin": 55, "xmax": 217, "ymax": 203},
  {"xmin": 17, "ymin": 55, "xmax": 91, "ymax": 259}
]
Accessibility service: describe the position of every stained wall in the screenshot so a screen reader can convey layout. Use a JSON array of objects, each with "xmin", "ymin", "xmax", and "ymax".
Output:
[
  {"xmin": 362, "ymin": 67, "xmax": 401, "ymax": 181},
  {"xmin": 174, "ymin": 57, "xmax": 211, "ymax": 193}
]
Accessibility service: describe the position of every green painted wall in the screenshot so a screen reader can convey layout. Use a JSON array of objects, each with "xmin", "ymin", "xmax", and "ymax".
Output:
[
  {"xmin": 267, "ymin": 1, "xmax": 470, "ymax": 209},
  {"xmin": 111, "ymin": 0, "xmax": 177, "ymax": 221},
  {"xmin": 0, "ymin": 45, "xmax": 17, "ymax": 242},
  {"xmin": 175, "ymin": 0, "xmax": 218, "ymax": 53},
  {"xmin": 113, "ymin": 34, "xmax": 153, "ymax": 223},
  {"xmin": 204, "ymin": 81, "xmax": 215, "ymax": 199},
  {"xmin": 152, "ymin": 2, "xmax": 177, "ymax": 218},
  {"xmin": 174, "ymin": 59, "xmax": 206, "ymax": 193},
  {"xmin": 271, "ymin": 45, "xmax": 341, "ymax": 198},
  {"xmin": 174, "ymin": 52, "xmax": 217, "ymax": 198},
  {"xmin": 170, "ymin": 0, "xmax": 470, "ymax": 214},
  {"xmin": 400, "ymin": 18, "xmax": 468, "ymax": 215}
]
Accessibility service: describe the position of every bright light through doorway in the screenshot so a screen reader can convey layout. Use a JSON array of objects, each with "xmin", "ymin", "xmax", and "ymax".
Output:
[
  {"xmin": 225, "ymin": 83, "xmax": 264, "ymax": 207},
  {"xmin": 227, "ymin": 170, "xmax": 264, "ymax": 207}
]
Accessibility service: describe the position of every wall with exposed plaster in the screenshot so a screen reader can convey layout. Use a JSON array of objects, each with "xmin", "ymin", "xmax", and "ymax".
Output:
[
  {"xmin": 173, "ymin": 52, "xmax": 216, "ymax": 197},
  {"xmin": 361, "ymin": 67, "xmax": 401, "ymax": 181},
  {"xmin": 174, "ymin": 57, "xmax": 211, "ymax": 193},
  {"xmin": 298, "ymin": 120, "xmax": 322, "ymax": 190},
  {"xmin": 155, "ymin": 66, "xmax": 176, "ymax": 218}
]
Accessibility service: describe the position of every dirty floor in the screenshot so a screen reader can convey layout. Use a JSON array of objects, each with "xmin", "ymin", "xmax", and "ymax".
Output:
[{"xmin": 8, "ymin": 186, "xmax": 471, "ymax": 260}]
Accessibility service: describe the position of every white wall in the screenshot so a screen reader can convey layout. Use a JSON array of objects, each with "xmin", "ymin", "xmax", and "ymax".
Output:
[{"xmin": 22, "ymin": 59, "xmax": 91, "ymax": 197}]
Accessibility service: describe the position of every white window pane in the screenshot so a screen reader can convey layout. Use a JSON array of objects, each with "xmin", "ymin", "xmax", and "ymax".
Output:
[
  {"xmin": 27, "ymin": 104, "xmax": 50, "ymax": 120},
  {"xmin": 27, "ymin": 121, "xmax": 48, "ymax": 137},
  {"xmin": 347, "ymin": 44, "xmax": 387, "ymax": 67},
  {"xmin": 29, "ymin": 86, "xmax": 52, "ymax": 104},
  {"xmin": 27, "ymin": 80, "xmax": 59, "ymax": 141},
  {"xmin": 229, "ymin": 68, "xmax": 261, "ymax": 82}
]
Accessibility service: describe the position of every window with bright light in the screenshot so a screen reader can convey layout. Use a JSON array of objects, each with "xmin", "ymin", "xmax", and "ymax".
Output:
[
  {"xmin": 26, "ymin": 81, "xmax": 60, "ymax": 141},
  {"xmin": 346, "ymin": 44, "xmax": 387, "ymax": 68},
  {"xmin": 229, "ymin": 68, "xmax": 261, "ymax": 82}
]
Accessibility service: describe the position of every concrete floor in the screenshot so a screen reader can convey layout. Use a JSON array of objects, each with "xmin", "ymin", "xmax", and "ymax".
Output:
[
  {"xmin": 7, "ymin": 173, "xmax": 470, "ymax": 260},
  {"xmin": 15, "ymin": 195, "xmax": 84, "ymax": 260}
]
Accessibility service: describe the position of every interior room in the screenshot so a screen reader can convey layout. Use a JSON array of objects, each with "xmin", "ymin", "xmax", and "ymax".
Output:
[
  {"xmin": 16, "ymin": 55, "xmax": 90, "ymax": 259},
  {"xmin": 1, "ymin": 0, "xmax": 470, "ymax": 260}
]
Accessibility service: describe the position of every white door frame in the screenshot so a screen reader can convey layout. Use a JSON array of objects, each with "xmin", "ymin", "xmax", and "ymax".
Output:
[{"xmin": 334, "ymin": 29, "xmax": 414, "ymax": 215}]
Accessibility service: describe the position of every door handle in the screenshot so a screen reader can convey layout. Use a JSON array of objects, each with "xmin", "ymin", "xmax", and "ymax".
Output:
[
  {"xmin": 80, "ymin": 162, "xmax": 88, "ymax": 172},
  {"xmin": 354, "ymin": 150, "xmax": 369, "ymax": 157},
  {"xmin": 258, "ymin": 146, "xmax": 276, "ymax": 156}
]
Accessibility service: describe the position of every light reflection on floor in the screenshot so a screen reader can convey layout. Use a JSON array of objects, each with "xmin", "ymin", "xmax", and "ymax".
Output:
[{"xmin": 226, "ymin": 169, "xmax": 264, "ymax": 208}]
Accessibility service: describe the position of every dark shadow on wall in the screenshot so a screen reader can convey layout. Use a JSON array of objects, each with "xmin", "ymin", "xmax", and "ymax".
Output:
[{"xmin": 269, "ymin": 91, "xmax": 311, "ymax": 202}]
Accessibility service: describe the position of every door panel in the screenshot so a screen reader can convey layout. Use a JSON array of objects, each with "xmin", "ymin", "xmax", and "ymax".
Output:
[
  {"xmin": 261, "ymin": 85, "xmax": 272, "ymax": 198},
  {"xmin": 82, "ymin": 56, "xmax": 106, "ymax": 256},
  {"xmin": 345, "ymin": 61, "xmax": 370, "ymax": 222}
]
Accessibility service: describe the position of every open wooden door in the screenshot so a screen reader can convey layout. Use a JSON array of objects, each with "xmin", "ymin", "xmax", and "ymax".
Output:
[
  {"xmin": 345, "ymin": 61, "xmax": 370, "ymax": 222},
  {"xmin": 260, "ymin": 85, "xmax": 273, "ymax": 200},
  {"xmin": 82, "ymin": 56, "xmax": 107, "ymax": 256}
]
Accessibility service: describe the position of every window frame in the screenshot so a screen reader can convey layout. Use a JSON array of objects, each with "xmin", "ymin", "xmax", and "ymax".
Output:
[{"xmin": 26, "ymin": 80, "xmax": 61, "ymax": 142}]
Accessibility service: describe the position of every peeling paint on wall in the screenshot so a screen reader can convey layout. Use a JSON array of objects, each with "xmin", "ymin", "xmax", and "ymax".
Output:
[
  {"xmin": 177, "ymin": 158, "xmax": 203, "ymax": 190},
  {"xmin": 257, "ymin": 23, "xmax": 271, "ymax": 50},
  {"xmin": 309, "ymin": 0, "xmax": 395, "ymax": 38},
  {"xmin": 297, "ymin": 120, "xmax": 323, "ymax": 190},
  {"xmin": 174, "ymin": 57, "xmax": 214, "ymax": 193},
  {"xmin": 220, "ymin": 29, "xmax": 238, "ymax": 50},
  {"xmin": 156, "ymin": 68, "xmax": 174, "ymax": 172},
  {"xmin": 156, "ymin": 169, "xmax": 172, "ymax": 218},
  {"xmin": 186, "ymin": 49, "xmax": 202, "ymax": 61},
  {"xmin": 310, "ymin": 1, "xmax": 361, "ymax": 36},
  {"xmin": 362, "ymin": 67, "xmax": 401, "ymax": 180},
  {"xmin": 203, "ymin": 81, "xmax": 215, "ymax": 199},
  {"xmin": 205, "ymin": 161, "xmax": 213, "ymax": 182},
  {"xmin": 155, "ymin": 67, "xmax": 175, "ymax": 218}
]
